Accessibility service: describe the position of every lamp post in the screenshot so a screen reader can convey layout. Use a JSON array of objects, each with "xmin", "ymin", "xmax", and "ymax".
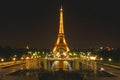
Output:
[{"xmin": 13, "ymin": 57, "xmax": 16, "ymax": 63}]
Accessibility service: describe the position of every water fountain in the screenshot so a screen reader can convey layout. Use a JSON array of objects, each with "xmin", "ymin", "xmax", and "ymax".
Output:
[{"xmin": 50, "ymin": 61, "xmax": 72, "ymax": 71}]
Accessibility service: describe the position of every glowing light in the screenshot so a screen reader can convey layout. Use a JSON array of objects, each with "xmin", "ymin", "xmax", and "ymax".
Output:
[
  {"xmin": 100, "ymin": 57, "xmax": 103, "ymax": 60},
  {"xmin": 108, "ymin": 58, "xmax": 112, "ymax": 61},
  {"xmin": 26, "ymin": 57, "xmax": 30, "ymax": 60},
  {"xmin": 26, "ymin": 45, "xmax": 29, "ymax": 49},
  {"xmin": 1, "ymin": 58, "xmax": 4, "ymax": 62},
  {"xmin": 73, "ymin": 52, "xmax": 77, "ymax": 56},
  {"xmin": 63, "ymin": 61, "xmax": 68, "ymax": 65},
  {"xmin": 56, "ymin": 52, "xmax": 60, "ymax": 57},
  {"xmin": 28, "ymin": 51, "xmax": 32, "ymax": 54},
  {"xmin": 33, "ymin": 52, "xmax": 37, "ymax": 56},
  {"xmin": 90, "ymin": 56, "xmax": 97, "ymax": 60},
  {"xmin": 100, "ymin": 67, "xmax": 104, "ymax": 71},
  {"xmin": 100, "ymin": 46, "xmax": 104, "ymax": 50},
  {"xmin": 13, "ymin": 58, "xmax": 16, "ymax": 61},
  {"xmin": 55, "ymin": 61, "xmax": 59, "ymax": 65},
  {"xmin": 106, "ymin": 46, "xmax": 111, "ymax": 51},
  {"xmin": 21, "ymin": 57, "xmax": 24, "ymax": 60},
  {"xmin": 87, "ymin": 52, "xmax": 91, "ymax": 56}
]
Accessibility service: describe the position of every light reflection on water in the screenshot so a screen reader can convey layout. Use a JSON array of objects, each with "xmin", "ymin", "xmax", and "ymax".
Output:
[{"xmin": 7, "ymin": 68, "xmax": 117, "ymax": 80}]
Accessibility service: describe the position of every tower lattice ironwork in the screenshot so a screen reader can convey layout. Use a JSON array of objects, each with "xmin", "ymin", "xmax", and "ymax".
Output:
[{"xmin": 53, "ymin": 6, "xmax": 70, "ymax": 53}]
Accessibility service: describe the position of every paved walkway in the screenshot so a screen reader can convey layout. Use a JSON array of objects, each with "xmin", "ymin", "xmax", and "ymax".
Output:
[{"xmin": 0, "ymin": 61, "xmax": 25, "ymax": 80}]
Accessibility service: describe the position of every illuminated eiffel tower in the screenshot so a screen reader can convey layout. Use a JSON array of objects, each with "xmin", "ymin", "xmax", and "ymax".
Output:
[{"xmin": 53, "ymin": 6, "xmax": 70, "ymax": 53}]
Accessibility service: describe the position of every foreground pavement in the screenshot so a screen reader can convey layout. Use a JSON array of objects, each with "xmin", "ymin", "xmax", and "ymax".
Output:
[{"xmin": 0, "ymin": 61, "xmax": 120, "ymax": 80}]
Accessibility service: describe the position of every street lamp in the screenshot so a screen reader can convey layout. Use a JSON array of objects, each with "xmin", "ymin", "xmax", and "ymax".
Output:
[
  {"xmin": 26, "ymin": 57, "xmax": 30, "ymax": 60},
  {"xmin": 108, "ymin": 58, "xmax": 112, "ymax": 62},
  {"xmin": 1, "ymin": 58, "xmax": 4, "ymax": 62},
  {"xmin": 100, "ymin": 57, "xmax": 103, "ymax": 61},
  {"xmin": 12, "ymin": 57, "xmax": 16, "ymax": 63},
  {"xmin": 21, "ymin": 57, "xmax": 24, "ymax": 60},
  {"xmin": 13, "ymin": 58, "xmax": 16, "ymax": 61}
]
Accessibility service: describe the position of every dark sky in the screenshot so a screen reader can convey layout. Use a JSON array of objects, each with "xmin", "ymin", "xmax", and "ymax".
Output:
[{"xmin": 0, "ymin": 0, "xmax": 120, "ymax": 49}]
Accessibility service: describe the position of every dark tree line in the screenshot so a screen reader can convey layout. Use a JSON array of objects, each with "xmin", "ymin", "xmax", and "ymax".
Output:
[
  {"xmin": 0, "ymin": 46, "xmax": 28, "ymax": 60},
  {"xmin": 98, "ymin": 48, "xmax": 120, "ymax": 62},
  {"xmin": 0, "ymin": 46, "xmax": 51, "ymax": 60}
]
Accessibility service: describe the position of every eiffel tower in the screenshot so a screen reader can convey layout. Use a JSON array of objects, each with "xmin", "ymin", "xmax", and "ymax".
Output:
[{"xmin": 53, "ymin": 6, "xmax": 70, "ymax": 53}]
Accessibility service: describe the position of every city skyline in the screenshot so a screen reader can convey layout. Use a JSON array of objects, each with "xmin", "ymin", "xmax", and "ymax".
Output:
[{"xmin": 0, "ymin": 0, "xmax": 120, "ymax": 49}]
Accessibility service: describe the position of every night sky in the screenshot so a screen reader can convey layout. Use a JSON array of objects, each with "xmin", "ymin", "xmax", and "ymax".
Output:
[{"xmin": 0, "ymin": 0, "xmax": 120, "ymax": 49}]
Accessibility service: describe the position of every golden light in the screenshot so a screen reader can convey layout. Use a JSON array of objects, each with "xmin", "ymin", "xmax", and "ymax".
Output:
[
  {"xmin": 63, "ymin": 52, "xmax": 67, "ymax": 56},
  {"xmin": 108, "ymin": 58, "xmax": 112, "ymax": 61},
  {"xmin": 21, "ymin": 57, "xmax": 24, "ymax": 60},
  {"xmin": 1, "ymin": 58, "xmax": 4, "ymax": 62},
  {"xmin": 100, "ymin": 67, "xmax": 104, "ymax": 71},
  {"xmin": 26, "ymin": 45, "xmax": 29, "ymax": 49},
  {"xmin": 13, "ymin": 58, "xmax": 16, "ymax": 61},
  {"xmin": 55, "ymin": 61, "xmax": 59, "ymax": 65},
  {"xmin": 63, "ymin": 61, "xmax": 68, "ymax": 65},
  {"xmin": 90, "ymin": 56, "xmax": 97, "ymax": 60},
  {"xmin": 100, "ymin": 57, "xmax": 103, "ymax": 60},
  {"xmin": 56, "ymin": 52, "xmax": 59, "ymax": 57},
  {"xmin": 26, "ymin": 57, "xmax": 30, "ymax": 60}
]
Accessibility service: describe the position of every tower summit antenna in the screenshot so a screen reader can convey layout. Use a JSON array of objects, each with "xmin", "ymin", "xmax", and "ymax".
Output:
[
  {"xmin": 60, "ymin": 5, "xmax": 63, "ymax": 11},
  {"xmin": 59, "ymin": 4, "xmax": 64, "ymax": 34}
]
